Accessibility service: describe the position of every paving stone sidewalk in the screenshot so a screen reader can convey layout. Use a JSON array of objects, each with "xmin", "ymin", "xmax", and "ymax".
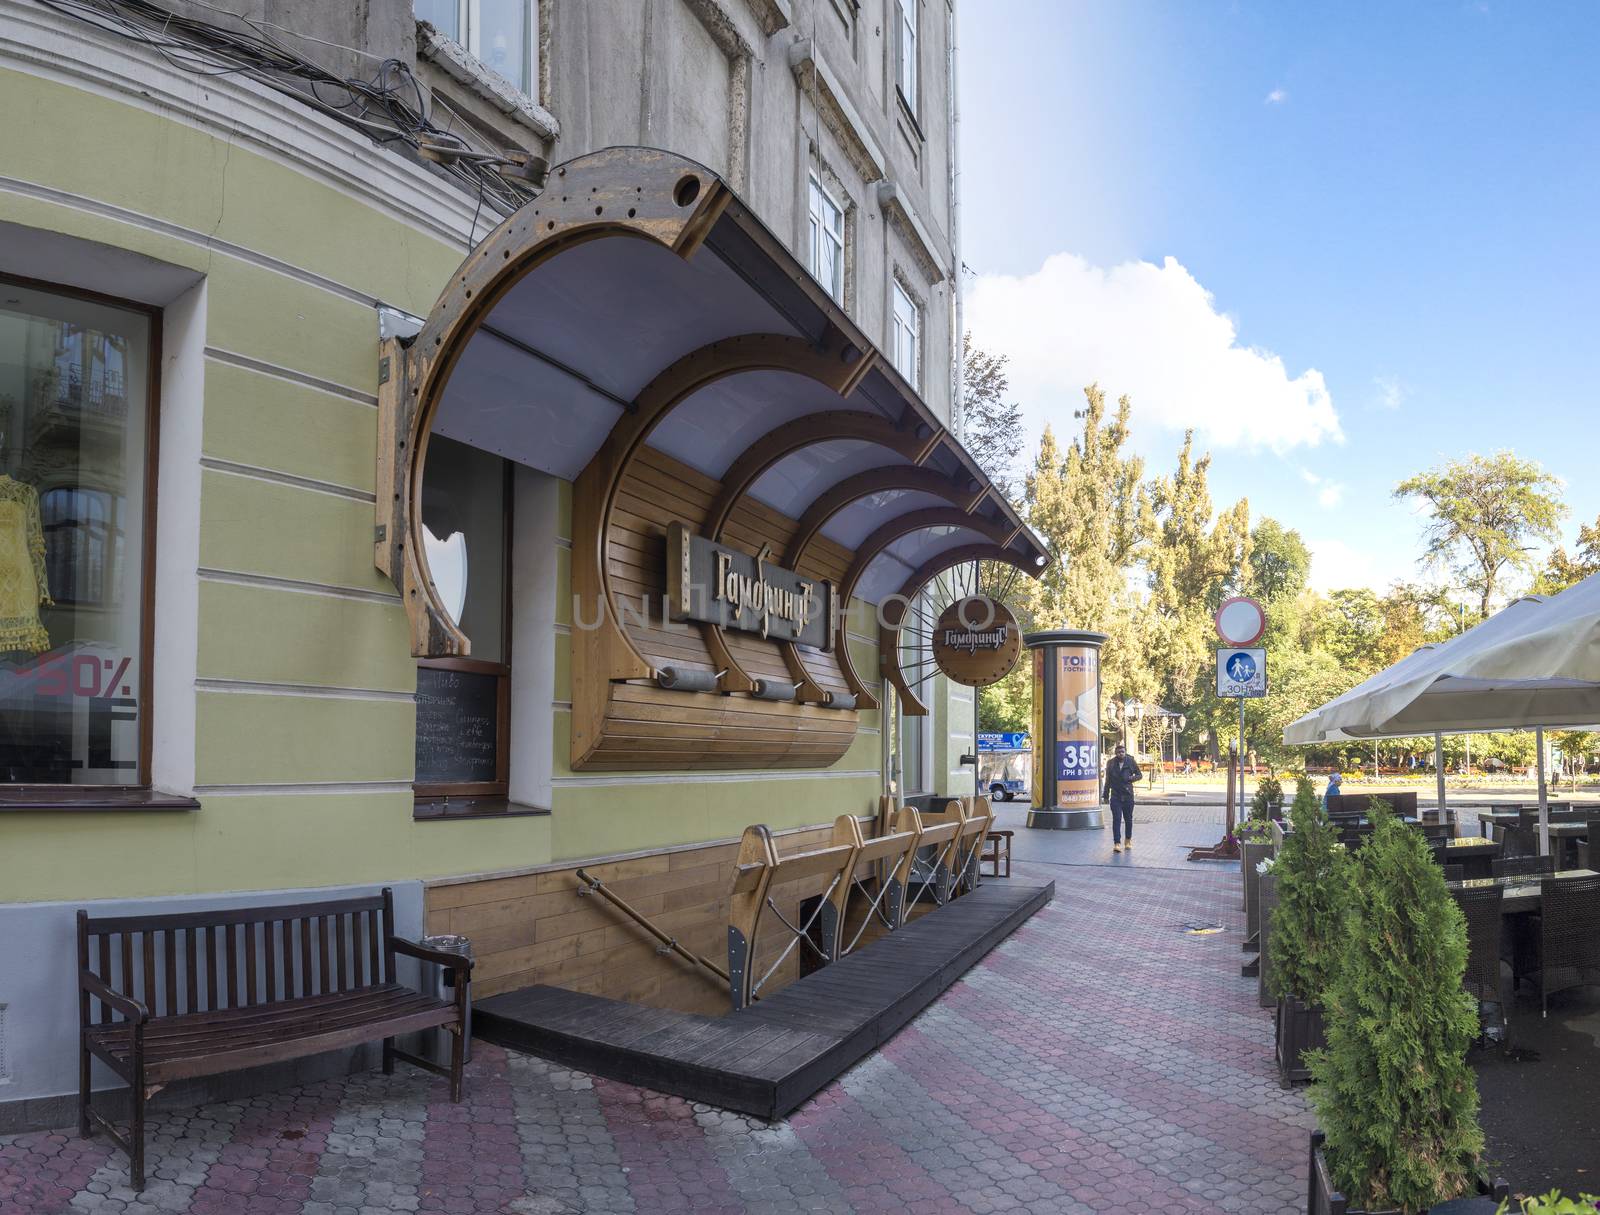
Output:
[{"xmin": 1, "ymin": 846, "xmax": 1313, "ymax": 1214}]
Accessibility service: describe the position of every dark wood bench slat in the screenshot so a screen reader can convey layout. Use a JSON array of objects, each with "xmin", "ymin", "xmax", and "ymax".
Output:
[
  {"xmin": 83, "ymin": 894, "xmax": 387, "ymax": 936},
  {"xmin": 129, "ymin": 1005, "xmax": 457, "ymax": 1085},
  {"xmin": 164, "ymin": 929, "xmax": 178, "ymax": 1018},
  {"xmin": 120, "ymin": 986, "xmax": 426, "ymax": 1048},
  {"xmin": 337, "ymin": 913, "xmax": 350, "ymax": 994},
  {"xmin": 300, "ymin": 918, "xmax": 313, "ymax": 996},
  {"xmin": 366, "ymin": 909, "xmax": 380, "ymax": 990},
  {"xmin": 89, "ymin": 990, "xmax": 451, "ymax": 1067},
  {"xmin": 318, "ymin": 916, "xmax": 331, "ymax": 997},
  {"xmin": 264, "ymin": 920, "xmax": 277, "ymax": 1003}
]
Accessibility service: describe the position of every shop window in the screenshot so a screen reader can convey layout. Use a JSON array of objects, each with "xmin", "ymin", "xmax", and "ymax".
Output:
[
  {"xmin": 0, "ymin": 279, "xmax": 154, "ymax": 787},
  {"xmin": 415, "ymin": 0, "xmax": 538, "ymax": 97},
  {"xmin": 895, "ymin": 0, "xmax": 918, "ymax": 116},
  {"xmin": 414, "ymin": 435, "xmax": 512, "ymax": 807},
  {"xmin": 808, "ymin": 174, "xmax": 846, "ymax": 302},
  {"xmin": 891, "ymin": 279, "xmax": 921, "ymax": 390}
]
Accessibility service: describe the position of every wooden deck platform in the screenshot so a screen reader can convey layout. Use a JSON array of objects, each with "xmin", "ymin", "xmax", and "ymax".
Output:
[{"xmin": 473, "ymin": 878, "xmax": 1054, "ymax": 1119}]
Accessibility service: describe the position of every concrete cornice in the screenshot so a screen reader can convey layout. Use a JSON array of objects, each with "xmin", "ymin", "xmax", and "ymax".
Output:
[
  {"xmin": 788, "ymin": 38, "xmax": 886, "ymax": 181},
  {"xmin": 416, "ymin": 22, "xmax": 561, "ymax": 144},
  {"xmin": 876, "ymin": 180, "xmax": 949, "ymax": 284}
]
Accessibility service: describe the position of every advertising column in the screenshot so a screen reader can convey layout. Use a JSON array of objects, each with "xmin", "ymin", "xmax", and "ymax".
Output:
[{"xmin": 1025, "ymin": 629, "xmax": 1109, "ymax": 830}]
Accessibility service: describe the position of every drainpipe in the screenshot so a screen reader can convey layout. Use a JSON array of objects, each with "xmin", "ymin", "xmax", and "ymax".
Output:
[{"xmin": 947, "ymin": 0, "xmax": 963, "ymax": 438}]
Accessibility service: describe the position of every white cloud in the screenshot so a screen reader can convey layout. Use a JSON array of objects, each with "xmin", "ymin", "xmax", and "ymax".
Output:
[
  {"xmin": 1373, "ymin": 375, "xmax": 1407, "ymax": 411},
  {"xmin": 1306, "ymin": 538, "xmax": 1390, "ymax": 593},
  {"xmin": 1298, "ymin": 466, "xmax": 1345, "ymax": 509},
  {"xmin": 967, "ymin": 253, "xmax": 1342, "ymax": 452},
  {"xmin": 1265, "ymin": 87, "xmax": 1289, "ymax": 105}
]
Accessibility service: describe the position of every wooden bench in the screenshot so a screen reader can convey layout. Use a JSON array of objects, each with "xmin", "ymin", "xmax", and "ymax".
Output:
[
  {"xmin": 77, "ymin": 888, "xmax": 471, "ymax": 1191},
  {"xmin": 983, "ymin": 829, "xmax": 1014, "ymax": 878}
]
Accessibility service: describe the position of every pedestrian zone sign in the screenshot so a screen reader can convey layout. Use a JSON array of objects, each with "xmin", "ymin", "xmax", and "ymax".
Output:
[{"xmin": 1217, "ymin": 648, "xmax": 1267, "ymax": 698}]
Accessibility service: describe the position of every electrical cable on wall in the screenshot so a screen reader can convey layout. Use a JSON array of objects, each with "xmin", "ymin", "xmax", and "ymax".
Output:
[{"xmin": 37, "ymin": 0, "xmax": 543, "ymax": 222}]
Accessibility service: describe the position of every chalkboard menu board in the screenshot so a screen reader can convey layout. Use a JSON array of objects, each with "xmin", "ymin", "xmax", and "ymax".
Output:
[{"xmin": 415, "ymin": 667, "xmax": 500, "ymax": 787}]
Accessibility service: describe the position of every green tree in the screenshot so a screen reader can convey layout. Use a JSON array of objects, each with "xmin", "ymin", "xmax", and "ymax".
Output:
[
  {"xmin": 1319, "ymin": 588, "xmax": 1386, "ymax": 675},
  {"xmin": 1310, "ymin": 803, "xmax": 1485, "ymax": 1213},
  {"xmin": 1143, "ymin": 432, "xmax": 1252, "ymax": 723},
  {"xmin": 1248, "ymin": 517, "xmax": 1311, "ymax": 602},
  {"xmin": 978, "ymin": 660, "xmax": 1031, "ymax": 734},
  {"xmin": 960, "ymin": 334, "xmax": 1026, "ymax": 505},
  {"xmin": 1534, "ymin": 512, "xmax": 1600, "ymax": 595},
  {"xmin": 1021, "ymin": 386, "xmax": 1152, "ymax": 714},
  {"xmin": 1268, "ymin": 777, "xmax": 1351, "ymax": 1004},
  {"xmin": 1550, "ymin": 730, "xmax": 1597, "ymax": 787},
  {"xmin": 1395, "ymin": 452, "xmax": 1566, "ymax": 618}
]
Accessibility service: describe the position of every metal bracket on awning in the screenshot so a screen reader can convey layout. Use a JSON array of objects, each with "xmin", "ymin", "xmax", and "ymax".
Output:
[{"xmin": 377, "ymin": 305, "xmax": 424, "ymax": 345}]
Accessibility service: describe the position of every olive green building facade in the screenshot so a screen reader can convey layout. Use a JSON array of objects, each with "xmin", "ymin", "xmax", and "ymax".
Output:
[{"xmin": 0, "ymin": 0, "xmax": 988, "ymax": 1122}]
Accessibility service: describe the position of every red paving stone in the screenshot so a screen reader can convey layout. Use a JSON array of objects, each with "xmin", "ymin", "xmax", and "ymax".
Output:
[{"xmin": 0, "ymin": 833, "xmax": 1313, "ymax": 1213}]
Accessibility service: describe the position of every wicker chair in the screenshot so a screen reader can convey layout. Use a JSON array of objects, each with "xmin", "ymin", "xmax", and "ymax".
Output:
[
  {"xmin": 1536, "ymin": 872, "xmax": 1600, "ymax": 1017},
  {"xmin": 1578, "ymin": 819, "xmax": 1600, "ymax": 873},
  {"xmin": 1500, "ymin": 825, "xmax": 1538, "ymax": 860},
  {"xmin": 1493, "ymin": 855, "xmax": 1555, "ymax": 881},
  {"xmin": 1452, "ymin": 883, "xmax": 1505, "ymax": 1035},
  {"xmin": 1442, "ymin": 863, "xmax": 1464, "ymax": 883}
]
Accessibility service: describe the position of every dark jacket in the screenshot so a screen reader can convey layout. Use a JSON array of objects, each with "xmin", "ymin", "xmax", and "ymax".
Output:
[{"xmin": 1103, "ymin": 754, "xmax": 1142, "ymax": 802}]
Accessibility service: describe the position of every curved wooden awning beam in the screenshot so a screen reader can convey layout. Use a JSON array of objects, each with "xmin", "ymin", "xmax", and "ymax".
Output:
[
  {"xmin": 784, "ymin": 465, "xmax": 991, "ymax": 573},
  {"xmin": 788, "ymin": 503, "xmax": 1012, "ymax": 708},
  {"xmin": 381, "ymin": 148, "xmax": 734, "ymax": 657},
  {"xmin": 701, "ymin": 407, "xmax": 930, "ymax": 543},
  {"xmin": 879, "ymin": 545, "xmax": 1042, "ymax": 718}
]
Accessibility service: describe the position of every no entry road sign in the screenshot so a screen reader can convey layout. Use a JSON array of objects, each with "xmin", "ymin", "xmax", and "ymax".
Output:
[{"xmin": 1215, "ymin": 596, "xmax": 1266, "ymax": 646}]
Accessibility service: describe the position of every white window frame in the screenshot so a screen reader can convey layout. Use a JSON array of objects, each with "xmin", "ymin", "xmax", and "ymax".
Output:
[
  {"xmin": 423, "ymin": 0, "xmax": 539, "ymax": 98},
  {"xmin": 807, "ymin": 174, "xmax": 846, "ymax": 302},
  {"xmin": 896, "ymin": 0, "xmax": 918, "ymax": 114},
  {"xmin": 891, "ymin": 280, "xmax": 921, "ymax": 389}
]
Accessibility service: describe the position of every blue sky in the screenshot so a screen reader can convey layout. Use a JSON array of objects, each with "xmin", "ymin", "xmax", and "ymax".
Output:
[{"xmin": 958, "ymin": 0, "xmax": 1600, "ymax": 596}]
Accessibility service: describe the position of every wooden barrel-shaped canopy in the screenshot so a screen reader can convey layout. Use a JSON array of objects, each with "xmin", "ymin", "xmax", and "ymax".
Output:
[{"xmin": 377, "ymin": 147, "xmax": 1048, "ymax": 770}]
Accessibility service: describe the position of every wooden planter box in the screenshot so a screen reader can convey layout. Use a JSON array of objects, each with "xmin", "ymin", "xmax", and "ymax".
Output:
[
  {"xmin": 1258, "ymin": 871, "xmax": 1278, "ymax": 1009},
  {"xmin": 1308, "ymin": 1131, "xmax": 1508, "ymax": 1214},
  {"xmin": 1276, "ymin": 994, "xmax": 1326, "ymax": 1085},
  {"xmin": 1243, "ymin": 842, "xmax": 1272, "ymax": 935}
]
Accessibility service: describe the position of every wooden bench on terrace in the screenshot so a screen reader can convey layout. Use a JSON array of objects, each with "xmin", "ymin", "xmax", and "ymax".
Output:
[{"xmin": 77, "ymin": 888, "xmax": 471, "ymax": 1191}]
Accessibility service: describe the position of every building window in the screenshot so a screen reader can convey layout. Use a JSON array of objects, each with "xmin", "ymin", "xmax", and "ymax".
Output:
[
  {"xmin": 896, "ymin": 0, "xmax": 918, "ymax": 113},
  {"xmin": 808, "ymin": 175, "xmax": 845, "ymax": 302},
  {"xmin": 415, "ymin": 0, "xmax": 537, "ymax": 97},
  {"xmin": 0, "ymin": 279, "xmax": 155, "ymax": 787},
  {"xmin": 891, "ymin": 280, "xmax": 921, "ymax": 389},
  {"xmin": 414, "ymin": 435, "xmax": 512, "ymax": 807}
]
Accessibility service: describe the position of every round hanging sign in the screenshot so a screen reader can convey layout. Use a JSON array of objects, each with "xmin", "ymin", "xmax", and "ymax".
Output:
[
  {"xmin": 931, "ymin": 598, "xmax": 1023, "ymax": 688},
  {"xmin": 1215, "ymin": 596, "xmax": 1267, "ymax": 646}
]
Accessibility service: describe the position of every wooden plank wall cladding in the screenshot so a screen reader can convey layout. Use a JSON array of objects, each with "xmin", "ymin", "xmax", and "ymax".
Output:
[
  {"xmin": 575, "ymin": 444, "xmax": 863, "ymax": 771},
  {"xmin": 425, "ymin": 821, "xmax": 896, "ymax": 1014}
]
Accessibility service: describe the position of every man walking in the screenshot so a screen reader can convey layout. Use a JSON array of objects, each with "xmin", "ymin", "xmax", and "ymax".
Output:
[{"xmin": 1103, "ymin": 743, "xmax": 1143, "ymax": 853}]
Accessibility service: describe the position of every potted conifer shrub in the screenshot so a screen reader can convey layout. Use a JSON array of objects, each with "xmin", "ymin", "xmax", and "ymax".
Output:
[
  {"xmin": 1257, "ymin": 855, "xmax": 1279, "ymax": 1009},
  {"xmin": 1268, "ymin": 775, "xmax": 1349, "ymax": 1084},
  {"xmin": 1307, "ymin": 803, "xmax": 1505, "ymax": 1214},
  {"xmin": 1241, "ymin": 775, "xmax": 1284, "ymax": 932}
]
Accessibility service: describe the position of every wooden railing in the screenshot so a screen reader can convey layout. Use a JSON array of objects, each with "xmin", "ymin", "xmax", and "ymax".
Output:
[{"xmin": 575, "ymin": 798, "xmax": 998, "ymax": 1012}]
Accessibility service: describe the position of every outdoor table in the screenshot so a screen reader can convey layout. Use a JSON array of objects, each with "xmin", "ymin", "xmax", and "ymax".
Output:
[
  {"xmin": 1449, "ymin": 869, "xmax": 1599, "ymax": 916},
  {"xmin": 1438, "ymin": 836, "xmax": 1501, "ymax": 879}
]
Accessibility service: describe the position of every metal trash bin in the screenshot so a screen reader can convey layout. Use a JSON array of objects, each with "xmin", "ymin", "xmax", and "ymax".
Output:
[{"xmin": 421, "ymin": 934, "xmax": 473, "ymax": 1063}]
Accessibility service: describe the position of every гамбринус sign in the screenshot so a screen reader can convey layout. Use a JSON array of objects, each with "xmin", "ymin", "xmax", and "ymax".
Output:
[
  {"xmin": 666, "ymin": 522, "xmax": 834, "ymax": 650},
  {"xmin": 931, "ymin": 597, "xmax": 1022, "ymax": 687}
]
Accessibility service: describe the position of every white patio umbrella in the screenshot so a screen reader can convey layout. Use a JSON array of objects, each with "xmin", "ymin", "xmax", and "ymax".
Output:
[{"xmin": 1284, "ymin": 577, "xmax": 1600, "ymax": 855}]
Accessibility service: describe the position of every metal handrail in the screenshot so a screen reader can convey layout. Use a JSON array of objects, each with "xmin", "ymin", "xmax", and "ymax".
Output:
[{"xmin": 574, "ymin": 869, "xmax": 730, "ymax": 985}]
